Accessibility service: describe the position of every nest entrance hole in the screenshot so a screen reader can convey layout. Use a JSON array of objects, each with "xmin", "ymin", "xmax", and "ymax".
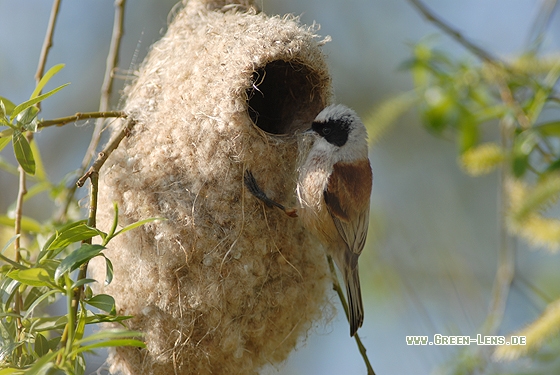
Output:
[{"xmin": 247, "ymin": 60, "xmax": 325, "ymax": 135}]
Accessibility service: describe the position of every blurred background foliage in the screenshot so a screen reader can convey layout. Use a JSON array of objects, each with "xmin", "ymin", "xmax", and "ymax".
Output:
[{"xmin": 3, "ymin": 0, "xmax": 560, "ymax": 374}]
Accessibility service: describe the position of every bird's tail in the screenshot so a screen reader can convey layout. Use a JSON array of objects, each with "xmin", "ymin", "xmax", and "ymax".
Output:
[{"xmin": 345, "ymin": 265, "xmax": 364, "ymax": 337}]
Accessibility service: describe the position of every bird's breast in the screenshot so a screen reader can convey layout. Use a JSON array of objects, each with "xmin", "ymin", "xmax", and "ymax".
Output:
[{"xmin": 297, "ymin": 154, "xmax": 339, "ymax": 246}]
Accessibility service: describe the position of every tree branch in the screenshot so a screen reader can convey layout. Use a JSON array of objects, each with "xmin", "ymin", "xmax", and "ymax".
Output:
[
  {"xmin": 37, "ymin": 111, "xmax": 126, "ymax": 129},
  {"xmin": 82, "ymin": 0, "xmax": 127, "ymax": 173},
  {"xmin": 35, "ymin": 0, "xmax": 62, "ymax": 111},
  {"xmin": 77, "ymin": 117, "xmax": 136, "ymax": 188},
  {"xmin": 407, "ymin": 0, "xmax": 501, "ymax": 65},
  {"xmin": 59, "ymin": 0, "xmax": 127, "ymax": 221},
  {"xmin": 13, "ymin": 163, "xmax": 27, "ymax": 336},
  {"xmin": 14, "ymin": 0, "xmax": 62, "ymax": 352},
  {"xmin": 482, "ymin": 118, "xmax": 515, "ymax": 335}
]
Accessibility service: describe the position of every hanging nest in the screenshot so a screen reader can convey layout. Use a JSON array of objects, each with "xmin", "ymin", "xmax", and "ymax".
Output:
[{"xmin": 91, "ymin": 0, "xmax": 333, "ymax": 373}]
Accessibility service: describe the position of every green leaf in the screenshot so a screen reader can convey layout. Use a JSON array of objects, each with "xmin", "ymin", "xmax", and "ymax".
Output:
[
  {"xmin": 73, "ymin": 339, "xmax": 146, "ymax": 354},
  {"xmin": 534, "ymin": 121, "xmax": 560, "ymax": 137},
  {"xmin": 0, "ymin": 135, "xmax": 11, "ymax": 153},
  {"xmin": 16, "ymin": 106, "xmax": 39, "ymax": 132},
  {"xmin": 34, "ymin": 333, "xmax": 49, "ymax": 357},
  {"xmin": 7, "ymin": 268, "xmax": 53, "ymax": 287},
  {"xmin": 512, "ymin": 154, "xmax": 529, "ymax": 178},
  {"xmin": 0, "ymin": 255, "xmax": 24, "ymax": 270},
  {"xmin": 106, "ymin": 203, "xmax": 120, "ymax": 241},
  {"xmin": 54, "ymin": 244, "xmax": 105, "ymax": 281},
  {"xmin": 46, "ymin": 221, "xmax": 104, "ymax": 251},
  {"xmin": 1, "ymin": 278, "xmax": 20, "ymax": 305},
  {"xmin": 525, "ymin": 62, "xmax": 560, "ymax": 124},
  {"xmin": 0, "ymin": 312, "xmax": 23, "ymax": 319},
  {"xmin": 28, "ymin": 316, "xmax": 67, "ymax": 332},
  {"xmin": 30, "ymin": 64, "xmax": 65, "ymax": 100},
  {"xmin": 0, "ymin": 368, "xmax": 24, "ymax": 375},
  {"xmin": 545, "ymin": 157, "xmax": 560, "ymax": 173},
  {"xmin": 29, "ymin": 139, "xmax": 48, "ymax": 182},
  {"xmin": 0, "ymin": 215, "xmax": 43, "ymax": 233},
  {"xmin": 85, "ymin": 294, "xmax": 115, "ymax": 313},
  {"xmin": 42, "ymin": 219, "xmax": 85, "ymax": 251},
  {"xmin": 71, "ymin": 329, "xmax": 145, "ymax": 356},
  {"xmin": 22, "ymin": 350, "xmax": 58, "ymax": 375},
  {"xmin": 23, "ymin": 289, "xmax": 59, "ymax": 319},
  {"xmin": 458, "ymin": 113, "xmax": 479, "ymax": 153},
  {"xmin": 113, "ymin": 217, "xmax": 162, "ymax": 237},
  {"xmin": 84, "ymin": 285, "xmax": 93, "ymax": 299},
  {"xmin": 24, "ymin": 181, "xmax": 52, "ymax": 203},
  {"xmin": 512, "ymin": 175, "xmax": 560, "ymax": 223},
  {"xmin": 71, "ymin": 278, "xmax": 97, "ymax": 289},
  {"xmin": 74, "ymin": 353, "xmax": 86, "ymax": 375},
  {"xmin": 0, "ymin": 98, "xmax": 5, "ymax": 119},
  {"xmin": 420, "ymin": 90, "xmax": 457, "ymax": 134},
  {"xmin": 105, "ymin": 257, "xmax": 113, "ymax": 286},
  {"xmin": 47, "ymin": 336, "xmax": 61, "ymax": 352},
  {"xmin": 12, "ymin": 131, "xmax": 35, "ymax": 175},
  {"xmin": 511, "ymin": 130, "xmax": 540, "ymax": 178},
  {"xmin": 0, "ymin": 96, "xmax": 16, "ymax": 116},
  {"xmin": 75, "ymin": 309, "xmax": 87, "ymax": 342},
  {"xmin": 76, "ymin": 329, "xmax": 143, "ymax": 344},
  {"xmin": 1, "ymin": 235, "xmax": 19, "ymax": 254},
  {"xmin": 85, "ymin": 313, "xmax": 133, "ymax": 325},
  {"xmin": 11, "ymin": 83, "xmax": 69, "ymax": 120},
  {"xmin": 23, "ymin": 286, "xmax": 48, "ymax": 310}
]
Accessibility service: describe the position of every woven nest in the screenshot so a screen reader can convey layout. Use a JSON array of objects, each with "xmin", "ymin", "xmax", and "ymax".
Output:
[{"xmin": 91, "ymin": 0, "xmax": 334, "ymax": 373}]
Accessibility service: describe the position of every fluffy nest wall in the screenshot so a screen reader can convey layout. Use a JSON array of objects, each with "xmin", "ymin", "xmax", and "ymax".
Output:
[{"xmin": 91, "ymin": 0, "xmax": 335, "ymax": 374}]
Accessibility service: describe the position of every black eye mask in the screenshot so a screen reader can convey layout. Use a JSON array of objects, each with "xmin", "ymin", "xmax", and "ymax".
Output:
[{"xmin": 311, "ymin": 116, "xmax": 351, "ymax": 147}]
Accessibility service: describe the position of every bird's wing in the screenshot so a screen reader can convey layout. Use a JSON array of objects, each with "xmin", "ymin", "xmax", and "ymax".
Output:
[
  {"xmin": 323, "ymin": 160, "xmax": 372, "ymax": 258},
  {"xmin": 325, "ymin": 194, "xmax": 370, "ymax": 257}
]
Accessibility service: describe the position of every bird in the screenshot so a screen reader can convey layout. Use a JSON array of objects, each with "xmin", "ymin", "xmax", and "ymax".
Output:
[{"xmin": 296, "ymin": 104, "xmax": 372, "ymax": 337}]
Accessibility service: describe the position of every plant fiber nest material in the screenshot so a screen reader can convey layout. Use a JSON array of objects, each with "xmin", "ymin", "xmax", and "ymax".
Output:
[{"xmin": 90, "ymin": 0, "xmax": 334, "ymax": 374}]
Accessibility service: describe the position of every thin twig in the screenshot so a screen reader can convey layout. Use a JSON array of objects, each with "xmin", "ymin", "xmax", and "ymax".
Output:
[
  {"xmin": 482, "ymin": 117, "xmax": 515, "ymax": 336},
  {"xmin": 407, "ymin": 0, "xmax": 518, "ymax": 360},
  {"xmin": 327, "ymin": 256, "xmax": 376, "ymax": 375},
  {"xmin": 408, "ymin": 0, "xmax": 539, "ymax": 132},
  {"xmin": 526, "ymin": 0, "xmax": 559, "ymax": 53},
  {"xmin": 13, "ymin": 164, "xmax": 27, "ymax": 338},
  {"xmin": 61, "ymin": 120, "xmax": 132, "ymax": 354},
  {"xmin": 13, "ymin": 172, "xmax": 27, "ymax": 262},
  {"xmin": 35, "ymin": 0, "xmax": 62, "ymax": 111},
  {"xmin": 31, "ymin": 0, "xmax": 63, "ymax": 359},
  {"xmin": 497, "ymin": 82, "xmax": 532, "ymax": 130},
  {"xmin": 37, "ymin": 111, "xmax": 126, "ymax": 129},
  {"xmin": 407, "ymin": 0, "xmax": 500, "ymax": 65},
  {"xmin": 60, "ymin": 171, "xmax": 100, "ymax": 353},
  {"xmin": 81, "ymin": 0, "xmax": 126, "ymax": 174},
  {"xmin": 59, "ymin": 0, "xmax": 127, "ymax": 221},
  {"xmin": 77, "ymin": 118, "xmax": 136, "ymax": 188},
  {"xmin": 59, "ymin": 2, "xmax": 127, "ymax": 354},
  {"xmin": 14, "ymin": 0, "xmax": 63, "ymax": 354}
]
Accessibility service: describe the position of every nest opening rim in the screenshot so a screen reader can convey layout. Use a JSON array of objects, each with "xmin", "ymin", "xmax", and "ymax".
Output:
[{"xmin": 246, "ymin": 60, "xmax": 325, "ymax": 136}]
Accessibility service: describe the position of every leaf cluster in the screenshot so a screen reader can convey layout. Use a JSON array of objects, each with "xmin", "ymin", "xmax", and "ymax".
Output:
[
  {"xmin": 404, "ymin": 40, "xmax": 560, "ymax": 365},
  {"xmin": 0, "ymin": 65, "xmax": 153, "ymax": 374},
  {"xmin": 1, "ymin": 212, "xmax": 150, "ymax": 374},
  {"xmin": 407, "ymin": 43, "xmax": 560, "ymax": 178},
  {"xmin": 0, "ymin": 64, "xmax": 68, "ymax": 175}
]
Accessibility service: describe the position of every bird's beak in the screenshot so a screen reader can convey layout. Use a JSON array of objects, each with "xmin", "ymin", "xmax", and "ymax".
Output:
[{"xmin": 298, "ymin": 127, "xmax": 318, "ymax": 140}]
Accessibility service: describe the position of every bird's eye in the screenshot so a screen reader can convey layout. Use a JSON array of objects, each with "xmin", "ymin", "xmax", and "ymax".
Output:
[{"xmin": 322, "ymin": 127, "xmax": 331, "ymax": 135}]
